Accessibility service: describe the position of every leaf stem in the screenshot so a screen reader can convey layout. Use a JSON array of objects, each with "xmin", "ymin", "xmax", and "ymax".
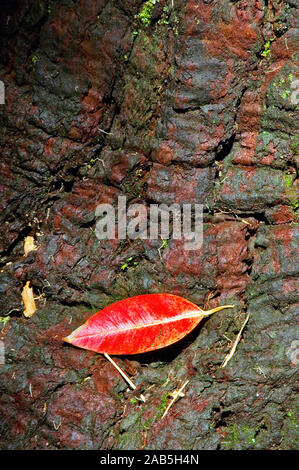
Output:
[{"xmin": 202, "ymin": 305, "xmax": 235, "ymax": 317}]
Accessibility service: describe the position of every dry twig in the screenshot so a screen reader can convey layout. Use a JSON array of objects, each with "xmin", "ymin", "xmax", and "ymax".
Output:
[
  {"xmin": 104, "ymin": 353, "xmax": 146, "ymax": 402},
  {"xmin": 221, "ymin": 313, "xmax": 250, "ymax": 368},
  {"xmin": 161, "ymin": 380, "xmax": 189, "ymax": 420}
]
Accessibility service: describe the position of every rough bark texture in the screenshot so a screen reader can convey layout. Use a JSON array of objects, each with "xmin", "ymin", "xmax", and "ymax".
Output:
[{"xmin": 0, "ymin": 0, "xmax": 298, "ymax": 450}]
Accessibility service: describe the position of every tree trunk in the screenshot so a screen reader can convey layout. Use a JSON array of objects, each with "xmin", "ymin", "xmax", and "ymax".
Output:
[{"xmin": 0, "ymin": 0, "xmax": 298, "ymax": 450}]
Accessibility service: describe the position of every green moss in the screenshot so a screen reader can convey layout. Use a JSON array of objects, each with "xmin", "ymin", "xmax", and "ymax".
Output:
[
  {"xmin": 285, "ymin": 174, "xmax": 293, "ymax": 187},
  {"xmin": 223, "ymin": 423, "xmax": 260, "ymax": 449},
  {"xmin": 289, "ymin": 197, "xmax": 299, "ymax": 211},
  {"xmin": 290, "ymin": 134, "xmax": 299, "ymax": 156},
  {"xmin": 242, "ymin": 425, "xmax": 258, "ymax": 446},
  {"xmin": 157, "ymin": 392, "xmax": 169, "ymax": 414},
  {"xmin": 137, "ymin": 0, "xmax": 160, "ymax": 27},
  {"xmin": 160, "ymin": 239, "xmax": 168, "ymax": 249},
  {"xmin": 223, "ymin": 423, "xmax": 239, "ymax": 449},
  {"xmin": 280, "ymin": 404, "xmax": 299, "ymax": 449},
  {"xmin": 143, "ymin": 417, "xmax": 152, "ymax": 429},
  {"xmin": 261, "ymin": 38, "xmax": 274, "ymax": 58},
  {"xmin": 130, "ymin": 397, "xmax": 138, "ymax": 405},
  {"xmin": 121, "ymin": 256, "xmax": 139, "ymax": 271},
  {"xmin": 0, "ymin": 316, "xmax": 10, "ymax": 329},
  {"xmin": 271, "ymin": 71, "xmax": 297, "ymax": 102},
  {"xmin": 285, "ymin": 173, "xmax": 298, "ymax": 211}
]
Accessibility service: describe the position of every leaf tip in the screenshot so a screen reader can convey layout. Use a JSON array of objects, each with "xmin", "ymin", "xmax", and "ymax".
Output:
[{"xmin": 63, "ymin": 334, "xmax": 72, "ymax": 344}]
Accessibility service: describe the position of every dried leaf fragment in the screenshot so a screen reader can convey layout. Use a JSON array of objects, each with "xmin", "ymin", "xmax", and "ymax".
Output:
[
  {"xmin": 21, "ymin": 281, "xmax": 37, "ymax": 318},
  {"xmin": 24, "ymin": 236, "xmax": 37, "ymax": 256}
]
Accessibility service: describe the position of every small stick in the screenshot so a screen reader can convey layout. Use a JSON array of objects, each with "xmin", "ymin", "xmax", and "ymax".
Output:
[
  {"xmin": 161, "ymin": 380, "xmax": 189, "ymax": 420},
  {"xmin": 98, "ymin": 128, "xmax": 112, "ymax": 135},
  {"xmin": 104, "ymin": 353, "xmax": 146, "ymax": 402},
  {"xmin": 221, "ymin": 313, "xmax": 250, "ymax": 368}
]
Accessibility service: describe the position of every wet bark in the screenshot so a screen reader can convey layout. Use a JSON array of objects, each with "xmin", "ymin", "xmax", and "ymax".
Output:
[{"xmin": 0, "ymin": 0, "xmax": 298, "ymax": 450}]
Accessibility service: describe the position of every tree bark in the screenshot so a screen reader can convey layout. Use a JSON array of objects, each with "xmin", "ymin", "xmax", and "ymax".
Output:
[{"xmin": 0, "ymin": 0, "xmax": 298, "ymax": 450}]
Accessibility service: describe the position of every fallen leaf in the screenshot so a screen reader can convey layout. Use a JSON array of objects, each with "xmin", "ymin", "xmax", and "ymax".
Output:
[
  {"xmin": 24, "ymin": 236, "xmax": 37, "ymax": 256},
  {"xmin": 65, "ymin": 293, "xmax": 234, "ymax": 355},
  {"xmin": 21, "ymin": 281, "xmax": 37, "ymax": 318}
]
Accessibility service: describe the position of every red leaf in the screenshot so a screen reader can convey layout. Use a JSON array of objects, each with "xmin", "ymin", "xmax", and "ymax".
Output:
[{"xmin": 64, "ymin": 294, "xmax": 233, "ymax": 355}]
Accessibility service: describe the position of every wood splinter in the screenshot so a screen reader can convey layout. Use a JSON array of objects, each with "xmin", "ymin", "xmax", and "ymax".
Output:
[
  {"xmin": 161, "ymin": 380, "xmax": 189, "ymax": 420},
  {"xmin": 221, "ymin": 313, "xmax": 250, "ymax": 368},
  {"xmin": 104, "ymin": 353, "xmax": 146, "ymax": 403}
]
